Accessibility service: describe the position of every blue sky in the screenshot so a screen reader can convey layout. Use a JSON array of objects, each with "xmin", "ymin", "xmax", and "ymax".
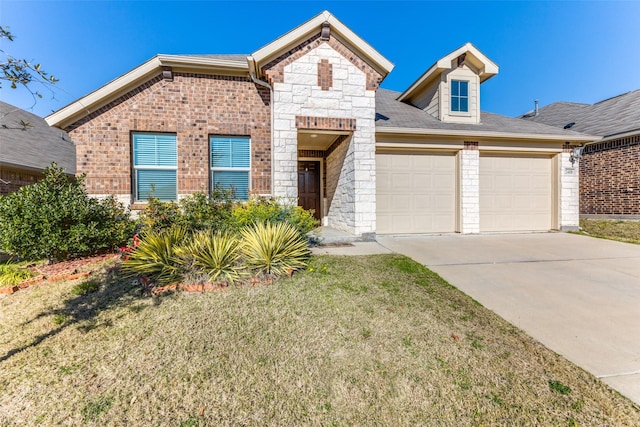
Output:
[{"xmin": 2, "ymin": 1, "xmax": 640, "ymax": 119}]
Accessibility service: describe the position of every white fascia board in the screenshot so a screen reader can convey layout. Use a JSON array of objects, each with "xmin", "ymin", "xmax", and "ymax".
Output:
[
  {"xmin": 596, "ymin": 128, "xmax": 639, "ymax": 143},
  {"xmin": 376, "ymin": 126, "xmax": 599, "ymax": 143},
  {"xmin": 251, "ymin": 10, "xmax": 393, "ymax": 76},
  {"xmin": 46, "ymin": 55, "xmax": 250, "ymax": 129}
]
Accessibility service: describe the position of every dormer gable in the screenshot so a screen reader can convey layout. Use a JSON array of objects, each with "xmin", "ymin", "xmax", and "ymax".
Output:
[{"xmin": 397, "ymin": 43, "xmax": 498, "ymax": 124}]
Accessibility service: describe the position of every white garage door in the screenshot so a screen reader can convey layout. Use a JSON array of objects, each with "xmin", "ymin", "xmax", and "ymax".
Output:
[
  {"xmin": 376, "ymin": 152, "xmax": 456, "ymax": 234},
  {"xmin": 480, "ymin": 154, "xmax": 553, "ymax": 232}
]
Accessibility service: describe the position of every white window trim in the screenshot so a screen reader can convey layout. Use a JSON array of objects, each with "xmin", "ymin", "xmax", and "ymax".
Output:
[
  {"xmin": 451, "ymin": 79, "xmax": 469, "ymax": 113},
  {"xmin": 209, "ymin": 136, "xmax": 252, "ymax": 200},
  {"xmin": 132, "ymin": 132, "xmax": 178, "ymax": 203}
]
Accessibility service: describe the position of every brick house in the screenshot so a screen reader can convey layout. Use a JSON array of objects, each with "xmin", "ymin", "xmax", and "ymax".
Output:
[
  {"xmin": 1, "ymin": 101, "xmax": 75, "ymax": 195},
  {"xmin": 522, "ymin": 90, "xmax": 640, "ymax": 219},
  {"xmin": 45, "ymin": 11, "xmax": 594, "ymax": 236}
]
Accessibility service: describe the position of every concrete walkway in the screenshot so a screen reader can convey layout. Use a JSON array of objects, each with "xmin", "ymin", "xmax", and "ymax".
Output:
[{"xmin": 377, "ymin": 232, "xmax": 640, "ymax": 405}]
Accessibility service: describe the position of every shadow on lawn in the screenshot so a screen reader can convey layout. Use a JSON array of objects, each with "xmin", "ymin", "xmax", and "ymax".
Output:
[{"xmin": 0, "ymin": 265, "xmax": 156, "ymax": 363}]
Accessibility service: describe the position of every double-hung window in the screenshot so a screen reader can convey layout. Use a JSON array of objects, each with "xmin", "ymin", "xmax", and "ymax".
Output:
[
  {"xmin": 210, "ymin": 136, "xmax": 250, "ymax": 200},
  {"xmin": 132, "ymin": 132, "xmax": 177, "ymax": 201},
  {"xmin": 451, "ymin": 80, "xmax": 469, "ymax": 112}
]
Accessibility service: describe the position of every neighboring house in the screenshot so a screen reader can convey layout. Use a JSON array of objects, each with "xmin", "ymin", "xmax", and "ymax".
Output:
[
  {"xmin": 45, "ymin": 11, "xmax": 594, "ymax": 237},
  {"xmin": 0, "ymin": 101, "xmax": 76, "ymax": 195},
  {"xmin": 522, "ymin": 90, "xmax": 640, "ymax": 219}
]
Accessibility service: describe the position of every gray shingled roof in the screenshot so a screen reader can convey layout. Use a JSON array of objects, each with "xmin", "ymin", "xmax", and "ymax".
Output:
[
  {"xmin": 375, "ymin": 88, "xmax": 587, "ymax": 137},
  {"xmin": 521, "ymin": 89, "xmax": 640, "ymax": 138},
  {"xmin": 0, "ymin": 101, "xmax": 76, "ymax": 173}
]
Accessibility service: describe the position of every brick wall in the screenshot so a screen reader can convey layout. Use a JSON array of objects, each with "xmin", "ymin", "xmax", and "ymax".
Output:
[
  {"xmin": 66, "ymin": 72, "xmax": 271, "ymax": 202},
  {"xmin": 580, "ymin": 137, "xmax": 640, "ymax": 215},
  {"xmin": 0, "ymin": 167, "xmax": 42, "ymax": 195}
]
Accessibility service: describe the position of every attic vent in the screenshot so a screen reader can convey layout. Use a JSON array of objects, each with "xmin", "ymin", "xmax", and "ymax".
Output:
[
  {"xmin": 563, "ymin": 122, "xmax": 576, "ymax": 129},
  {"xmin": 320, "ymin": 22, "xmax": 330, "ymax": 40},
  {"xmin": 162, "ymin": 66, "xmax": 173, "ymax": 81}
]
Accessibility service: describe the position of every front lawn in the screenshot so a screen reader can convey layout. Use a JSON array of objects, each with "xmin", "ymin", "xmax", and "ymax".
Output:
[
  {"xmin": 1, "ymin": 255, "xmax": 638, "ymax": 426},
  {"xmin": 578, "ymin": 219, "xmax": 640, "ymax": 244}
]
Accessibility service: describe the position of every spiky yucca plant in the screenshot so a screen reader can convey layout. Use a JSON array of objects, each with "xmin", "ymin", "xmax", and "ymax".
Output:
[
  {"xmin": 240, "ymin": 222, "xmax": 309, "ymax": 276},
  {"xmin": 121, "ymin": 226, "xmax": 187, "ymax": 286},
  {"xmin": 183, "ymin": 230, "xmax": 244, "ymax": 285}
]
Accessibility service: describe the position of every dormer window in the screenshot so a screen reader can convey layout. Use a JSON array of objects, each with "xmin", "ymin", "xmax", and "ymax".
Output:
[{"xmin": 451, "ymin": 80, "xmax": 469, "ymax": 112}]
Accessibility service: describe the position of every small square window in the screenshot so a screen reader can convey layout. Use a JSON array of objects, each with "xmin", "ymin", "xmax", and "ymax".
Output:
[{"xmin": 451, "ymin": 80, "xmax": 469, "ymax": 113}]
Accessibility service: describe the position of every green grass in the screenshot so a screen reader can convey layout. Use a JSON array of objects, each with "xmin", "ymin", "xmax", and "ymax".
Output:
[
  {"xmin": 0, "ymin": 261, "xmax": 32, "ymax": 287},
  {"xmin": 0, "ymin": 255, "xmax": 639, "ymax": 426},
  {"xmin": 577, "ymin": 219, "xmax": 640, "ymax": 244}
]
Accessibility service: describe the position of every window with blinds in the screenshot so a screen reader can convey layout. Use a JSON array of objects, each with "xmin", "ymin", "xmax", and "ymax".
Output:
[
  {"xmin": 132, "ymin": 133, "xmax": 177, "ymax": 201},
  {"xmin": 210, "ymin": 136, "xmax": 250, "ymax": 200}
]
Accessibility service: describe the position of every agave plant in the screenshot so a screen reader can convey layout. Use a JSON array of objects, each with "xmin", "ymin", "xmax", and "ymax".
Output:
[
  {"xmin": 240, "ymin": 221, "xmax": 310, "ymax": 276},
  {"xmin": 121, "ymin": 226, "xmax": 187, "ymax": 286},
  {"xmin": 182, "ymin": 230, "xmax": 244, "ymax": 285}
]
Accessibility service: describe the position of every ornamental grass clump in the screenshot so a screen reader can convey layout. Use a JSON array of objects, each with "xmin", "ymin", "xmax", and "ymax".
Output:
[
  {"xmin": 182, "ymin": 230, "xmax": 244, "ymax": 285},
  {"xmin": 241, "ymin": 221, "xmax": 310, "ymax": 276},
  {"xmin": 121, "ymin": 226, "xmax": 187, "ymax": 286},
  {"xmin": 0, "ymin": 262, "xmax": 32, "ymax": 287}
]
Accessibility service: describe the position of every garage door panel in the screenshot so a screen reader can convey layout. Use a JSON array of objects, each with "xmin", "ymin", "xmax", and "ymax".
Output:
[
  {"xmin": 377, "ymin": 152, "xmax": 456, "ymax": 234},
  {"xmin": 480, "ymin": 155, "xmax": 552, "ymax": 232}
]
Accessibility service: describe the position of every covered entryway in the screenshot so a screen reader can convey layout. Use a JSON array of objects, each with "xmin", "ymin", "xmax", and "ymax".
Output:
[
  {"xmin": 376, "ymin": 152, "xmax": 456, "ymax": 234},
  {"xmin": 479, "ymin": 154, "xmax": 553, "ymax": 232}
]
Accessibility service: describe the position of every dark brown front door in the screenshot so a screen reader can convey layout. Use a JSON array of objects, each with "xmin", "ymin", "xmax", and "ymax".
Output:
[{"xmin": 298, "ymin": 161, "xmax": 321, "ymax": 219}]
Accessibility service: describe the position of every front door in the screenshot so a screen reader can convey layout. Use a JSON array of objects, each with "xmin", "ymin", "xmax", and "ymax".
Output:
[{"xmin": 298, "ymin": 161, "xmax": 321, "ymax": 219}]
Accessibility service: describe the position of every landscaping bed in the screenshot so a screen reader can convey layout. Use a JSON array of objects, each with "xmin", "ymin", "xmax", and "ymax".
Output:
[{"xmin": 1, "ymin": 255, "xmax": 638, "ymax": 426}]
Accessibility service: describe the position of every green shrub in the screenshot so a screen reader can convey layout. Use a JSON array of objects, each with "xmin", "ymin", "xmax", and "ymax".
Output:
[
  {"xmin": 139, "ymin": 189, "xmax": 236, "ymax": 232},
  {"xmin": 0, "ymin": 261, "xmax": 32, "ymax": 287},
  {"xmin": 121, "ymin": 227, "xmax": 188, "ymax": 286},
  {"xmin": 232, "ymin": 197, "xmax": 319, "ymax": 236},
  {"xmin": 0, "ymin": 165, "xmax": 135, "ymax": 261},
  {"xmin": 182, "ymin": 230, "xmax": 244, "ymax": 285},
  {"xmin": 241, "ymin": 222, "xmax": 310, "ymax": 276}
]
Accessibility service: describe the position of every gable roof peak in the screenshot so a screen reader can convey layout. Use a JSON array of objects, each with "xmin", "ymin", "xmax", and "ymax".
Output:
[{"xmin": 249, "ymin": 10, "xmax": 393, "ymax": 78}]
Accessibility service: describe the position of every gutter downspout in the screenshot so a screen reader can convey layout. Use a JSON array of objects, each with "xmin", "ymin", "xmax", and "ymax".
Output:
[{"xmin": 247, "ymin": 56, "xmax": 274, "ymax": 197}]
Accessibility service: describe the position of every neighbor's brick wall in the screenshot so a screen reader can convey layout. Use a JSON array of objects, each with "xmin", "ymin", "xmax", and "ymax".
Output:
[
  {"xmin": 580, "ymin": 136, "xmax": 640, "ymax": 215},
  {"xmin": 65, "ymin": 72, "xmax": 271, "ymax": 202},
  {"xmin": 0, "ymin": 167, "xmax": 42, "ymax": 195}
]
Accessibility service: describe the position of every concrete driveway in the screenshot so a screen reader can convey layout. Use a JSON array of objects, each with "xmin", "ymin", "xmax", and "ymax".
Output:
[{"xmin": 377, "ymin": 232, "xmax": 640, "ymax": 404}]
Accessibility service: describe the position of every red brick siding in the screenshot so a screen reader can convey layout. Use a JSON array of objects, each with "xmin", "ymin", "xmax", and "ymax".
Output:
[
  {"xmin": 317, "ymin": 59, "xmax": 333, "ymax": 90},
  {"xmin": 295, "ymin": 116, "xmax": 356, "ymax": 131},
  {"xmin": 0, "ymin": 167, "xmax": 42, "ymax": 195},
  {"xmin": 580, "ymin": 138, "xmax": 640, "ymax": 215},
  {"xmin": 66, "ymin": 72, "xmax": 271, "ymax": 198}
]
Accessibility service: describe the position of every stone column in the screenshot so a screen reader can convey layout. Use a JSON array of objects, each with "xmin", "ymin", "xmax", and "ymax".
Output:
[{"xmin": 459, "ymin": 141, "xmax": 480, "ymax": 234}]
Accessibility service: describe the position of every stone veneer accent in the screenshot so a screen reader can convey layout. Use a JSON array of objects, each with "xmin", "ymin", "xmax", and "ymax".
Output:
[
  {"xmin": 559, "ymin": 150, "xmax": 580, "ymax": 229},
  {"xmin": 266, "ymin": 35, "xmax": 378, "ymax": 235},
  {"xmin": 65, "ymin": 72, "xmax": 271, "ymax": 204},
  {"xmin": 580, "ymin": 136, "xmax": 640, "ymax": 215},
  {"xmin": 263, "ymin": 34, "xmax": 384, "ymax": 91},
  {"xmin": 460, "ymin": 142, "xmax": 480, "ymax": 233}
]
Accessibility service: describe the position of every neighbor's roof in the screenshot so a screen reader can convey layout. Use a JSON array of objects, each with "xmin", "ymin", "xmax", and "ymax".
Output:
[
  {"xmin": 0, "ymin": 101, "xmax": 76, "ymax": 173},
  {"xmin": 521, "ymin": 89, "xmax": 640, "ymax": 139},
  {"xmin": 376, "ymin": 89, "xmax": 597, "ymax": 142}
]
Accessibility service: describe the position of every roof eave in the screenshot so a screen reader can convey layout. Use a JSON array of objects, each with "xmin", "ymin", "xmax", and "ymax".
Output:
[
  {"xmin": 46, "ymin": 55, "xmax": 250, "ymax": 129},
  {"xmin": 376, "ymin": 126, "xmax": 599, "ymax": 143}
]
